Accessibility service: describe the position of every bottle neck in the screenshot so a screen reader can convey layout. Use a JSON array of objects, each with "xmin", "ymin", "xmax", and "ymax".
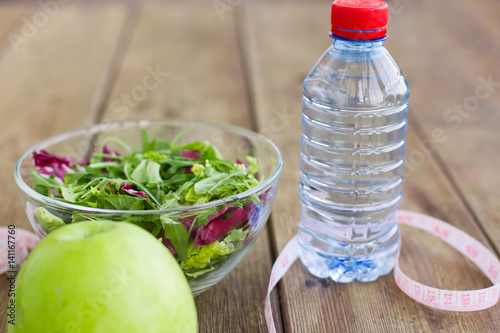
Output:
[{"xmin": 331, "ymin": 34, "xmax": 386, "ymax": 51}]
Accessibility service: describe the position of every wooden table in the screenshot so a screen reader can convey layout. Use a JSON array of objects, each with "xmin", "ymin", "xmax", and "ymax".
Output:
[{"xmin": 1, "ymin": 0, "xmax": 499, "ymax": 331}]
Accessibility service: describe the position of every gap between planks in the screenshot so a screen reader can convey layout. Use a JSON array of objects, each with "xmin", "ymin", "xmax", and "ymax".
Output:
[
  {"xmin": 92, "ymin": 5, "xmax": 141, "ymax": 125},
  {"xmin": 234, "ymin": 6, "xmax": 286, "ymax": 333},
  {"xmin": 408, "ymin": 112, "xmax": 499, "ymax": 257}
]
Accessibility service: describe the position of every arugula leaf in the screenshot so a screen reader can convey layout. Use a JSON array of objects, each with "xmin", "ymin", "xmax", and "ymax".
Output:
[
  {"xmin": 193, "ymin": 206, "xmax": 218, "ymax": 226},
  {"xmin": 129, "ymin": 200, "xmax": 146, "ymax": 211},
  {"xmin": 193, "ymin": 171, "xmax": 230, "ymax": 194},
  {"xmin": 194, "ymin": 170, "xmax": 246, "ymax": 196},
  {"xmin": 142, "ymin": 131, "xmax": 172, "ymax": 153},
  {"xmin": 30, "ymin": 171, "xmax": 60, "ymax": 189},
  {"xmin": 161, "ymin": 215, "xmax": 189, "ymax": 261},
  {"xmin": 163, "ymin": 174, "xmax": 195, "ymax": 188},
  {"xmin": 64, "ymin": 171, "xmax": 87, "ymax": 185},
  {"xmin": 118, "ymin": 215, "xmax": 163, "ymax": 236},
  {"xmin": 97, "ymin": 195, "xmax": 141, "ymax": 210},
  {"xmin": 158, "ymin": 159, "xmax": 194, "ymax": 176},
  {"xmin": 60, "ymin": 183, "xmax": 84, "ymax": 202},
  {"xmin": 160, "ymin": 192, "xmax": 179, "ymax": 209}
]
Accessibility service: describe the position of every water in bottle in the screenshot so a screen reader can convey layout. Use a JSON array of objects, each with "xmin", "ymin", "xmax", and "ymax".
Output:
[{"xmin": 298, "ymin": 0, "xmax": 410, "ymax": 283}]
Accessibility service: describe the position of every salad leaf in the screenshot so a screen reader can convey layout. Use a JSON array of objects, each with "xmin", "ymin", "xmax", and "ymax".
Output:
[
  {"xmin": 130, "ymin": 160, "xmax": 162, "ymax": 184},
  {"xmin": 97, "ymin": 195, "xmax": 143, "ymax": 210},
  {"xmin": 161, "ymin": 215, "xmax": 189, "ymax": 261},
  {"xmin": 181, "ymin": 149, "xmax": 200, "ymax": 160},
  {"xmin": 34, "ymin": 150, "xmax": 72, "ymax": 168},
  {"xmin": 142, "ymin": 131, "xmax": 171, "ymax": 153},
  {"xmin": 185, "ymin": 187, "xmax": 210, "ymax": 205},
  {"xmin": 193, "ymin": 206, "xmax": 218, "ymax": 226},
  {"xmin": 33, "ymin": 150, "xmax": 74, "ymax": 182},
  {"xmin": 60, "ymin": 183, "xmax": 84, "ymax": 202},
  {"xmin": 194, "ymin": 206, "xmax": 249, "ymax": 246},
  {"xmin": 246, "ymin": 155, "xmax": 259, "ymax": 176},
  {"xmin": 224, "ymin": 228, "xmax": 249, "ymax": 243},
  {"xmin": 120, "ymin": 182, "xmax": 148, "ymax": 199},
  {"xmin": 102, "ymin": 144, "xmax": 122, "ymax": 161},
  {"xmin": 160, "ymin": 192, "xmax": 179, "ymax": 209},
  {"xmin": 157, "ymin": 159, "xmax": 194, "ymax": 176},
  {"xmin": 191, "ymin": 163, "xmax": 205, "ymax": 176},
  {"xmin": 124, "ymin": 215, "xmax": 163, "ymax": 237},
  {"xmin": 181, "ymin": 240, "xmax": 234, "ymax": 270},
  {"xmin": 179, "ymin": 141, "xmax": 222, "ymax": 160},
  {"xmin": 194, "ymin": 170, "xmax": 244, "ymax": 195},
  {"xmin": 34, "ymin": 207, "xmax": 66, "ymax": 232},
  {"xmin": 184, "ymin": 267, "xmax": 215, "ymax": 278}
]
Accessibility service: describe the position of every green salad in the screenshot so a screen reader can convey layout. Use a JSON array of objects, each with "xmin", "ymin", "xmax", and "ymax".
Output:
[{"xmin": 31, "ymin": 132, "xmax": 261, "ymax": 278}]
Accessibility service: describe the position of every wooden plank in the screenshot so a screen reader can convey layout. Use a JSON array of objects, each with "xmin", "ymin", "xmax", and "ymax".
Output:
[
  {"xmin": 385, "ymin": 0, "xmax": 500, "ymax": 251},
  {"xmin": 99, "ymin": 2, "xmax": 280, "ymax": 332},
  {"xmin": 243, "ymin": 2, "xmax": 500, "ymax": 332},
  {"xmin": 0, "ymin": 2, "xmax": 131, "ymax": 331},
  {"xmin": 0, "ymin": 2, "xmax": 27, "ymax": 45},
  {"xmin": 0, "ymin": 2, "xmax": 131, "ymax": 227}
]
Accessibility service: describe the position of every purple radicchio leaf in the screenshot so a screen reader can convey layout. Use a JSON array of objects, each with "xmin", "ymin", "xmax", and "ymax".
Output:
[
  {"xmin": 180, "ymin": 215, "xmax": 198, "ymax": 238},
  {"xmin": 34, "ymin": 150, "xmax": 73, "ymax": 182},
  {"xmin": 243, "ymin": 201, "xmax": 260, "ymax": 228},
  {"xmin": 258, "ymin": 187, "xmax": 273, "ymax": 205},
  {"xmin": 181, "ymin": 149, "xmax": 200, "ymax": 160},
  {"xmin": 120, "ymin": 182, "xmax": 149, "ymax": 199},
  {"xmin": 194, "ymin": 206, "xmax": 249, "ymax": 247},
  {"xmin": 102, "ymin": 145, "xmax": 121, "ymax": 162},
  {"xmin": 157, "ymin": 235, "xmax": 177, "ymax": 258}
]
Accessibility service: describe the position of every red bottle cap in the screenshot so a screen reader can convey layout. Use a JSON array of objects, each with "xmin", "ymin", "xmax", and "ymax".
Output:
[{"xmin": 331, "ymin": 0, "xmax": 389, "ymax": 40}]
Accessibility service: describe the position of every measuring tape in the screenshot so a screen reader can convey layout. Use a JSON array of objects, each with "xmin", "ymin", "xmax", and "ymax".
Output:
[
  {"xmin": 0, "ymin": 227, "xmax": 39, "ymax": 274},
  {"xmin": 265, "ymin": 210, "xmax": 500, "ymax": 333},
  {"xmin": 1, "ymin": 211, "xmax": 499, "ymax": 332}
]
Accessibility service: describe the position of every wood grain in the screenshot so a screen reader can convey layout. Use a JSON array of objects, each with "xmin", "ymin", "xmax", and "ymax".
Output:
[
  {"xmin": 99, "ymin": 2, "xmax": 280, "ymax": 332},
  {"xmin": 242, "ymin": 2, "xmax": 500, "ymax": 332},
  {"xmin": 0, "ymin": 2, "xmax": 132, "ymax": 331},
  {"xmin": 385, "ymin": 0, "xmax": 500, "ymax": 252},
  {"xmin": 0, "ymin": 2, "xmax": 27, "ymax": 45}
]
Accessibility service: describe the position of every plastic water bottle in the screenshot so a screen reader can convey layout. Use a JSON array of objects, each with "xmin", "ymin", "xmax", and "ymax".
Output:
[{"xmin": 298, "ymin": 0, "xmax": 410, "ymax": 283}]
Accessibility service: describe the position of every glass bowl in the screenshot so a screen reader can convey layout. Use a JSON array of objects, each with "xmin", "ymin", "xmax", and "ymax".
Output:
[{"xmin": 14, "ymin": 119, "xmax": 283, "ymax": 296}]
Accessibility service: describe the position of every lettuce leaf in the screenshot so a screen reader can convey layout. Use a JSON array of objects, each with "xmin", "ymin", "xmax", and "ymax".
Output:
[
  {"xmin": 130, "ymin": 160, "xmax": 162, "ymax": 184},
  {"xmin": 34, "ymin": 207, "xmax": 66, "ymax": 232},
  {"xmin": 224, "ymin": 228, "xmax": 249, "ymax": 243},
  {"xmin": 245, "ymin": 155, "xmax": 259, "ymax": 176},
  {"xmin": 184, "ymin": 267, "xmax": 215, "ymax": 278},
  {"xmin": 181, "ymin": 241, "xmax": 234, "ymax": 270}
]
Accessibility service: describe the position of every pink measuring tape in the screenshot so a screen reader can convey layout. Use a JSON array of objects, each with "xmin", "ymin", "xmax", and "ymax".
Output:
[
  {"xmin": 0, "ymin": 227, "xmax": 39, "ymax": 275},
  {"xmin": 265, "ymin": 210, "xmax": 500, "ymax": 333}
]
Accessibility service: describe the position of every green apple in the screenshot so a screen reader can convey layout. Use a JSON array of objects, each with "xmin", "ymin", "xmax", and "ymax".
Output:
[{"xmin": 8, "ymin": 221, "xmax": 198, "ymax": 333}]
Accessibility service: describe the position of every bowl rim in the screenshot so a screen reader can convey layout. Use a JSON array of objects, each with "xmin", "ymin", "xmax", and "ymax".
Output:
[{"xmin": 14, "ymin": 119, "xmax": 283, "ymax": 215}]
